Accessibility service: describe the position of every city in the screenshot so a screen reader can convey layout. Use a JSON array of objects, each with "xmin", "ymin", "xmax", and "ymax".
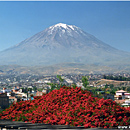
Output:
[{"xmin": 1, "ymin": 72, "xmax": 130, "ymax": 111}]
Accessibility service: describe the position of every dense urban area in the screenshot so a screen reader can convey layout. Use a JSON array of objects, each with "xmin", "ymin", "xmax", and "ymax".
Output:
[{"xmin": 1, "ymin": 72, "xmax": 130, "ymax": 111}]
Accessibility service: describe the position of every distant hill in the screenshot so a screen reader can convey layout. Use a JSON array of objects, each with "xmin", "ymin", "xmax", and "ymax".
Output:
[
  {"xmin": 0, "ymin": 23, "xmax": 130, "ymax": 73},
  {"xmin": 0, "ymin": 64, "xmax": 128, "ymax": 75}
]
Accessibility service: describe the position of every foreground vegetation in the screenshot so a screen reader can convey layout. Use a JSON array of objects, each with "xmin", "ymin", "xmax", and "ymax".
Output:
[{"xmin": 1, "ymin": 86, "xmax": 130, "ymax": 128}]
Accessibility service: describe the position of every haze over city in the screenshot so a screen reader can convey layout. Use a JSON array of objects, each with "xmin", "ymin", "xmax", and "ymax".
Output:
[{"xmin": 0, "ymin": 1, "xmax": 130, "ymax": 52}]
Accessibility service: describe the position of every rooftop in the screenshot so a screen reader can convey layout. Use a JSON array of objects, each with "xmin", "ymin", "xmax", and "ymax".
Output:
[{"xmin": 116, "ymin": 90, "xmax": 127, "ymax": 93}]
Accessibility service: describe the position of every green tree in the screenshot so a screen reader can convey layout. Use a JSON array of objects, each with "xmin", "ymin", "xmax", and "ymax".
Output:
[
  {"xmin": 122, "ymin": 86, "xmax": 126, "ymax": 91},
  {"xmin": 28, "ymin": 88, "xmax": 32, "ymax": 93},
  {"xmin": 33, "ymin": 86, "xmax": 37, "ymax": 91},
  {"xmin": 57, "ymin": 75, "xmax": 64, "ymax": 86},
  {"xmin": 47, "ymin": 83, "xmax": 56, "ymax": 92},
  {"xmin": 110, "ymin": 90, "xmax": 115, "ymax": 95},
  {"xmin": 109, "ymin": 84, "xmax": 114, "ymax": 89},
  {"xmin": 105, "ymin": 84, "xmax": 109, "ymax": 89},
  {"xmin": 106, "ymin": 91, "xmax": 110, "ymax": 94},
  {"xmin": 37, "ymin": 88, "xmax": 43, "ymax": 92},
  {"xmin": 127, "ymin": 87, "xmax": 130, "ymax": 92},
  {"xmin": 91, "ymin": 88, "xmax": 97, "ymax": 96},
  {"xmin": 72, "ymin": 83, "xmax": 77, "ymax": 89},
  {"xmin": 81, "ymin": 76, "xmax": 89, "ymax": 90},
  {"xmin": 56, "ymin": 84, "xmax": 61, "ymax": 90}
]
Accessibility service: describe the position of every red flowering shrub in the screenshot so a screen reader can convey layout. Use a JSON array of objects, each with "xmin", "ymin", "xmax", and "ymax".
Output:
[{"xmin": 1, "ymin": 86, "xmax": 130, "ymax": 128}]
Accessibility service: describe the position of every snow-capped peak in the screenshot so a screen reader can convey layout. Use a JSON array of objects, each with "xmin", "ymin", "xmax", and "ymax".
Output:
[
  {"xmin": 54, "ymin": 23, "xmax": 68, "ymax": 29},
  {"xmin": 49, "ymin": 23, "xmax": 77, "ymax": 31},
  {"xmin": 48, "ymin": 23, "xmax": 83, "ymax": 36}
]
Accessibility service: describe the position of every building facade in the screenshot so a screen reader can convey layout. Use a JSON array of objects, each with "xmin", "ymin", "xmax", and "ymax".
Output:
[{"xmin": 0, "ymin": 93, "xmax": 9, "ymax": 109}]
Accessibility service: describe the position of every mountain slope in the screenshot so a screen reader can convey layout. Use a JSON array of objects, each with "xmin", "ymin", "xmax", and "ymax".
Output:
[{"xmin": 0, "ymin": 23, "xmax": 130, "ymax": 66}]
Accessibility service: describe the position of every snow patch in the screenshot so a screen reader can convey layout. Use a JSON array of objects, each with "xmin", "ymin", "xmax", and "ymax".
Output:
[
  {"xmin": 69, "ymin": 25, "xmax": 75, "ymax": 30},
  {"xmin": 62, "ymin": 29, "xmax": 65, "ymax": 33}
]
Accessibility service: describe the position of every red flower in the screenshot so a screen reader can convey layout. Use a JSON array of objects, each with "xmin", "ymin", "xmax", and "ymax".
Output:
[{"xmin": 0, "ymin": 86, "xmax": 130, "ymax": 128}]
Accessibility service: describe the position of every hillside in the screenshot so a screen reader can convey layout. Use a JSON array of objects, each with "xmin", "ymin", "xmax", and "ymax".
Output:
[{"xmin": 0, "ymin": 63, "xmax": 126, "ymax": 75}]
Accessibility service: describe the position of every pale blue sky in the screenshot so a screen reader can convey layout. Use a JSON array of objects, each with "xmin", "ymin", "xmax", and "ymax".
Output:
[{"xmin": 0, "ymin": 1, "xmax": 130, "ymax": 52}]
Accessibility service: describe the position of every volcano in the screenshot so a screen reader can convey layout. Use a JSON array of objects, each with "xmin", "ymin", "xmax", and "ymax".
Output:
[{"xmin": 0, "ymin": 23, "xmax": 130, "ymax": 66}]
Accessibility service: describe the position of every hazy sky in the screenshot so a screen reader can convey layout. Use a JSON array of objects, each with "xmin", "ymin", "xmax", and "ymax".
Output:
[{"xmin": 0, "ymin": 1, "xmax": 130, "ymax": 52}]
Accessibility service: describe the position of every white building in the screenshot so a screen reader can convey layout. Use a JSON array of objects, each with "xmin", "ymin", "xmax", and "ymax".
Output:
[
  {"xmin": 76, "ymin": 82, "xmax": 83, "ymax": 87},
  {"xmin": 65, "ymin": 79, "xmax": 73, "ymax": 84},
  {"xmin": 116, "ymin": 90, "xmax": 127, "ymax": 96},
  {"xmin": 122, "ymin": 100, "xmax": 130, "ymax": 107},
  {"xmin": 115, "ymin": 90, "xmax": 127, "ymax": 100},
  {"xmin": 124, "ymin": 93, "xmax": 130, "ymax": 99}
]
